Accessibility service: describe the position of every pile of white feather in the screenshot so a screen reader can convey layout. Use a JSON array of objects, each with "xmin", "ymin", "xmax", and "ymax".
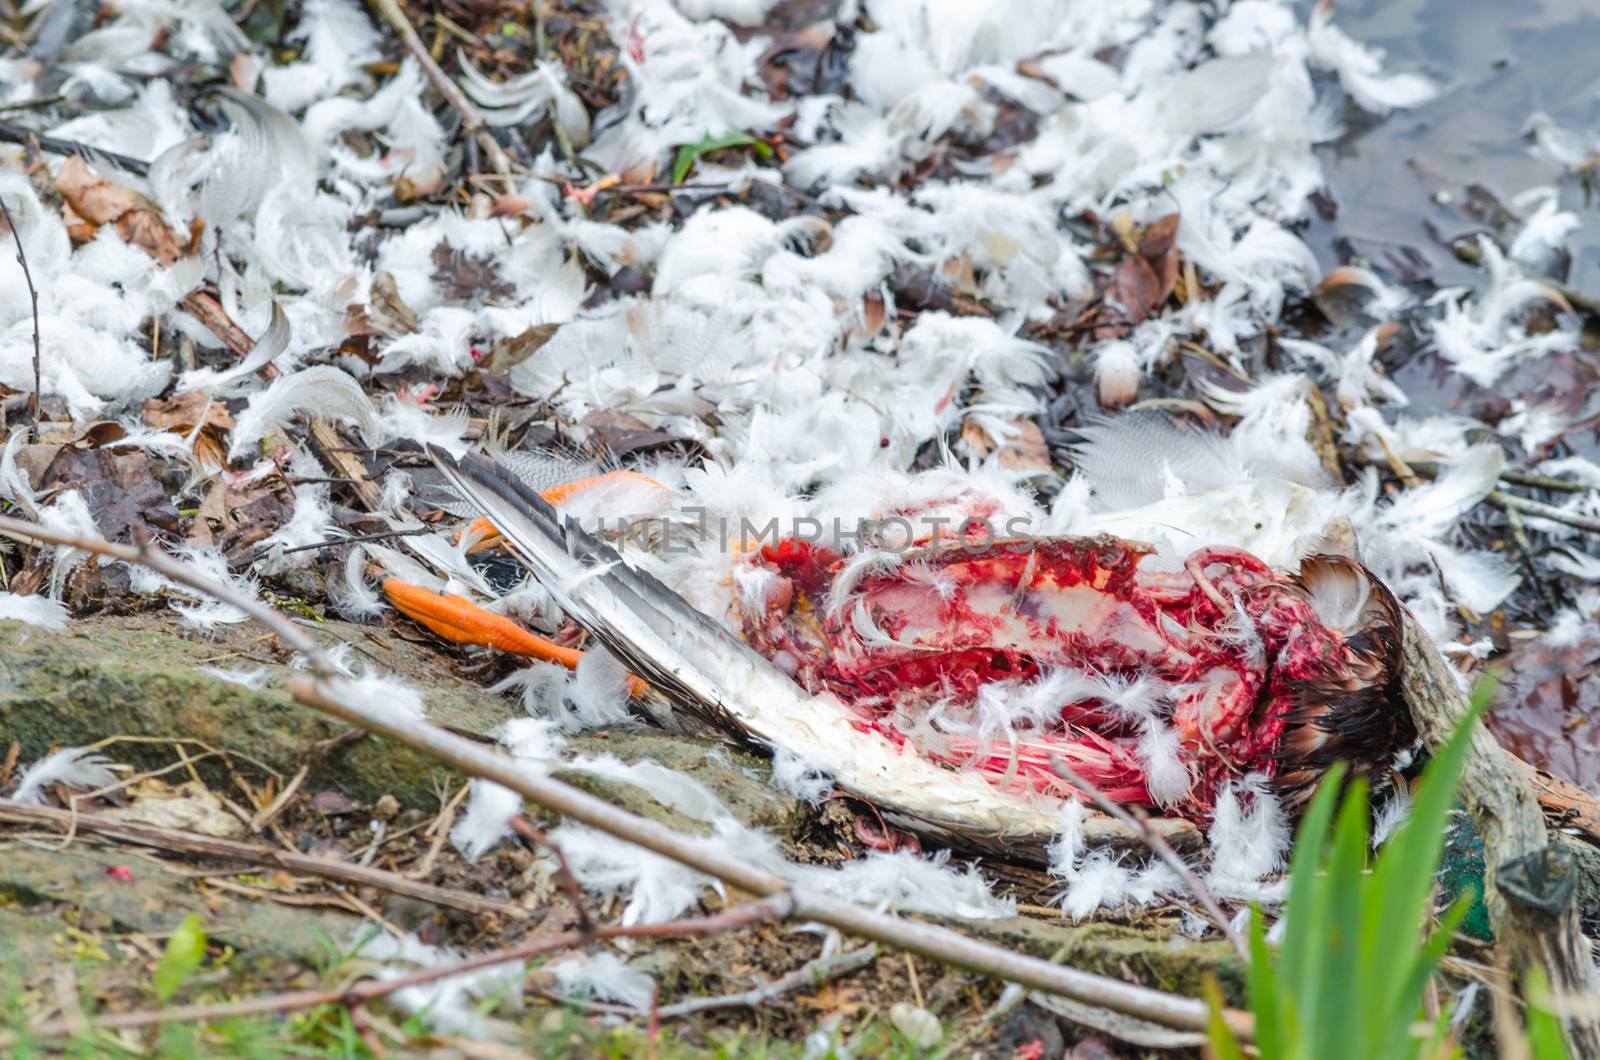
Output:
[{"xmin": 2, "ymin": 0, "xmax": 1595, "ymax": 1020}]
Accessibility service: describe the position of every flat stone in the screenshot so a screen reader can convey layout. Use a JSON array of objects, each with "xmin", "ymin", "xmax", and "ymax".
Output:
[
  {"xmin": 0, "ymin": 613, "xmax": 798, "ymax": 832},
  {"xmin": 0, "ymin": 841, "xmax": 358, "ymax": 967}
]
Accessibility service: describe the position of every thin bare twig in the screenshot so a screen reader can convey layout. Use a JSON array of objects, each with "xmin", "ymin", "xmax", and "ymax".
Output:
[
  {"xmin": 576, "ymin": 944, "xmax": 880, "ymax": 1019},
  {"xmin": 287, "ymin": 678, "xmax": 1248, "ymax": 1037},
  {"xmin": 408, "ymin": 779, "xmax": 470, "ymax": 880},
  {"xmin": 1376, "ymin": 458, "xmax": 1600, "ymax": 533},
  {"xmin": 1488, "ymin": 489, "xmax": 1600, "ymax": 536},
  {"xmin": 180, "ymin": 290, "xmax": 257, "ymax": 360},
  {"xmin": 0, "ymin": 798, "xmax": 523, "ymax": 919},
  {"xmin": 0, "ymin": 517, "xmax": 336, "ymax": 673},
  {"xmin": 274, "ymin": 527, "xmax": 435, "ymax": 555},
  {"xmin": 937, "ymin": 941, "xmax": 1073, "ymax": 1059},
  {"xmin": 0, "ymin": 896, "xmax": 794, "ymax": 1047},
  {"xmin": 0, "ymin": 512, "xmax": 1255, "ymax": 1041},
  {"xmin": 0, "ymin": 120, "xmax": 151, "ymax": 176},
  {"xmin": 364, "ymin": 0, "xmax": 511, "ymax": 174},
  {"xmin": 509, "ymin": 813, "xmax": 594, "ymax": 935},
  {"xmin": 0, "ymin": 196, "xmax": 40, "ymax": 425},
  {"xmin": 1049, "ymin": 757, "xmax": 1248, "ymax": 962}
]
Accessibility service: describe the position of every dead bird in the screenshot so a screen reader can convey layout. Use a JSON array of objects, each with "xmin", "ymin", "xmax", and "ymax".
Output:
[{"xmin": 424, "ymin": 446, "xmax": 1411, "ymax": 857}]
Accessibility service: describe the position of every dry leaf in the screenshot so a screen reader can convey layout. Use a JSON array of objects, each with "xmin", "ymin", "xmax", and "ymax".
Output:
[
  {"xmin": 799, "ymin": 981, "xmax": 865, "ymax": 1016},
  {"xmin": 143, "ymin": 389, "xmax": 236, "ymax": 434},
  {"xmin": 144, "ymin": 389, "xmax": 234, "ymax": 469},
  {"xmin": 963, "ymin": 417, "xmax": 1051, "ymax": 471},
  {"xmin": 431, "ymin": 240, "xmax": 514, "ymax": 301},
  {"xmin": 56, "ymin": 156, "xmax": 187, "ymax": 264},
  {"xmin": 859, "ymin": 293, "xmax": 887, "ymax": 337},
  {"xmin": 1106, "ymin": 252, "xmax": 1163, "ymax": 325},
  {"xmin": 997, "ymin": 419, "xmax": 1051, "ymax": 472},
  {"xmin": 101, "ymin": 779, "xmax": 247, "ymax": 839}
]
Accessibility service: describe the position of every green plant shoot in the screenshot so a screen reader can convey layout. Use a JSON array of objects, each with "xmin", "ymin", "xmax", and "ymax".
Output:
[
  {"xmin": 1211, "ymin": 679, "xmax": 1496, "ymax": 1059},
  {"xmin": 154, "ymin": 915, "xmax": 208, "ymax": 1002}
]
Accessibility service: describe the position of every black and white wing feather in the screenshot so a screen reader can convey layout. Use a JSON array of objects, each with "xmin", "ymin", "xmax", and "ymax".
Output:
[{"xmin": 428, "ymin": 447, "xmax": 1178, "ymax": 860}]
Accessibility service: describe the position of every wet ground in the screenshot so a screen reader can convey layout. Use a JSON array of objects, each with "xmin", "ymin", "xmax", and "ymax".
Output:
[
  {"xmin": 1305, "ymin": 0, "xmax": 1600, "ymax": 796},
  {"xmin": 1305, "ymin": 0, "xmax": 1600, "ymax": 291}
]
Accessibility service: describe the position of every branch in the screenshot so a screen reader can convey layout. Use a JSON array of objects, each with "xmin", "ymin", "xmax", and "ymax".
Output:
[
  {"xmin": 0, "ymin": 195, "xmax": 40, "ymax": 425},
  {"xmin": 291, "ymin": 674, "xmax": 1248, "ymax": 1038},
  {"xmin": 659, "ymin": 944, "xmax": 879, "ymax": 1018},
  {"xmin": 0, "ymin": 798, "xmax": 524, "ymax": 920},
  {"xmin": 0, "ymin": 512, "xmax": 1254, "ymax": 1041},
  {"xmin": 180, "ymin": 290, "xmax": 260, "ymax": 362},
  {"xmin": 0, "ymin": 896, "xmax": 794, "ymax": 1047},
  {"xmin": 1048, "ymin": 757, "xmax": 1247, "ymax": 962}
]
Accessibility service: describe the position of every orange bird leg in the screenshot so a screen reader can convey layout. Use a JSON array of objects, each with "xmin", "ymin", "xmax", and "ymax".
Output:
[
  {"xmin": 456, "ymin": 470, "xmax": 670, "ymax": 554},
  {"xmin": 381, "ymin": 579, "xmax": 649, "ymax": 697}
]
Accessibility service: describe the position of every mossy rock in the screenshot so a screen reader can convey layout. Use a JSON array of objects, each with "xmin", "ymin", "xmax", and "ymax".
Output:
[
  {"xmin": 0, "ymin": 614, "xmax": 799, "ymax": 833},
  {"xmin": 0, "ymin": 843, "xmax": 357, "ymax": 969},
  {"xmin": 965, "ymin": 914, "xmax": 1245, "ymax": 1005}
]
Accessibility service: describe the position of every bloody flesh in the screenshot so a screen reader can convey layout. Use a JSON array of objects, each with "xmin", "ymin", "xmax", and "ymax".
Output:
[{"xmin": 734, "ymin": 533, "xmax": 1404, "ymax": 818}]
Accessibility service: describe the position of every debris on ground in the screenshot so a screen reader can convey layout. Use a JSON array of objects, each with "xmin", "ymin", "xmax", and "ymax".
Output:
[{"xmin": 2, "ymin": 0, "xmax": 1600, "ymax": 1053}]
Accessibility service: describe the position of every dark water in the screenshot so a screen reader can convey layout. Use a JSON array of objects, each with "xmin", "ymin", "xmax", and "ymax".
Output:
[
  {"xmin": 1285, "ymin": 0, "xmax": 1600, "ymax": 450},
  {"xmin": 1303, "ymin": 0, "xmax": 1600, "ymax": 293}
]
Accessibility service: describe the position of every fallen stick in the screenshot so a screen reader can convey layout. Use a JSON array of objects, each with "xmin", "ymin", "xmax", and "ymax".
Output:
[
  {"xmin": 0, "ymin": 513, "xmax": 1256, "ymax": 1042},
  {"xmin": 1488, "ymin": 489, "xmax": 1600, "ymax": 536},
  {"xmin": 1398, "ymin": 613, "xmax": 1600, "ymax": 1056},
  {"xmin": 287, "ymin": 674, "xmax": 1244, "ymax": 1036},
  {"xmin": 364, "ymin": 0, "xmax": 512, "ymax": 175},
  {"xmin": 179, "ymin": 290, "xmax": 258, "ymax": 361},
  {"xmin": 0, "ymin": 895, "xmax": 792, "ymax": 1047},
  {"xmin": 1049, "ymin": 757, "xmax": 1247, "ymax": 962},
  {"xmin": 0, "ymin": 798, "xmax": 523, "ymax": 920}
]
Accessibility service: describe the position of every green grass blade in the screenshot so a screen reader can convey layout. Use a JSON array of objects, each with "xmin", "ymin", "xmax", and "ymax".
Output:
[
  {"xmin": 1205, "ymin": 975, "xmax": 1248, "ymax": 1060},
  {"xmin": 1375, "ymin": 896, "xmax": 1472, "ymax": 1059},
  {"xmin": 1246, "ymin": 905, "xmax": 1286, "ymax": 1058},
  {"xmin": 1368, "ymin": 681, "xmax": 1492, "ymax": 1010},
  {"xmin": 1524, "ymin": 967, "xmax": 1572, "ymax": 1060},
  {"xmin": 153, "ymin": 915, "xmax": 207, "ymax": 1003},
  {"xmin": 1315, "ymin": 776, "xmax": 1370, "ymax": 1060},
  {"xmin": 1279, "ymin": 760, "xmax": 1346, "ymax": 1038}
]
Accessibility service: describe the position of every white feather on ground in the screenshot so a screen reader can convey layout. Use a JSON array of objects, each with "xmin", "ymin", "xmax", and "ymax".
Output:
[
  {"xmin": 450, "ymin": 779, "xmax": 524, "ymax": 862},
  {"xmin": 547, "ymin": 952, "xmax": 657, "ymax": 1011},
  {"xmin": 12, "ymin": 747, "xmax": 119, "ymax": 804},
  {"xmin": 352, "ymin": 932, "xmax": 524, "ymax": 1034},
  {"xmin": 0, "ymin": 592, "xmax": 70, "ymax": 630}
]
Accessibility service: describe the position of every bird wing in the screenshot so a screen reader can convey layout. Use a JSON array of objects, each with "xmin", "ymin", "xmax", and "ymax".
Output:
[{"xmin": 426, "ymin": 447, "xmax": 1170, "ymax": 860}]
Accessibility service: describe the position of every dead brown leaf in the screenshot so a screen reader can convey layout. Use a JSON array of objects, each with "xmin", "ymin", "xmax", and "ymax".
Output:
[
  {"xmin": 431, "ymin": 239, "xmax": 514, "ymax": 301},
  {"xmin": 366, "ymin": 271, "xmax": 420, "ymax": 337},
  {"xmin": 858, "ymin": 293, "xmax": 887, "ymax": 338},
  {"xmin": 799, "ymin": 981, "xmax": 866, "ymax": 1017},
  {"xmin": 1137, "ymin": 212, "xmax": 1180, "ymax": 261},
  {"xmin": 143, "ymin": 390, "xmax": 234, "ymax": 469},
  {"xmin": 56, "ymin": 156, "xmax": 188, "ymax": 264},
  {"xmin": 485, "ymin": 323, "xmax": 559, "ymax": 372},
  {"xmin": 1139, "ymin": 212, "xmax": 1181, "ymax": 307},
  {"xmin": 997, "ymin": 419, "xmax": 1051, "ymax": 472},
  {"xmin": 143, "ymin": 390, "xmax": 235, "ymax": 434},
  {"xmin": 962, "ymin": 417, "xmax": 1052, "ymax": 472},
  {"xmin": 37, "ymin": 447, "xmax": 182, "ymax": 537},
  {"xmin": 1106, "ymin": 252, "xmax": 1163, "ymax": 326}
]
